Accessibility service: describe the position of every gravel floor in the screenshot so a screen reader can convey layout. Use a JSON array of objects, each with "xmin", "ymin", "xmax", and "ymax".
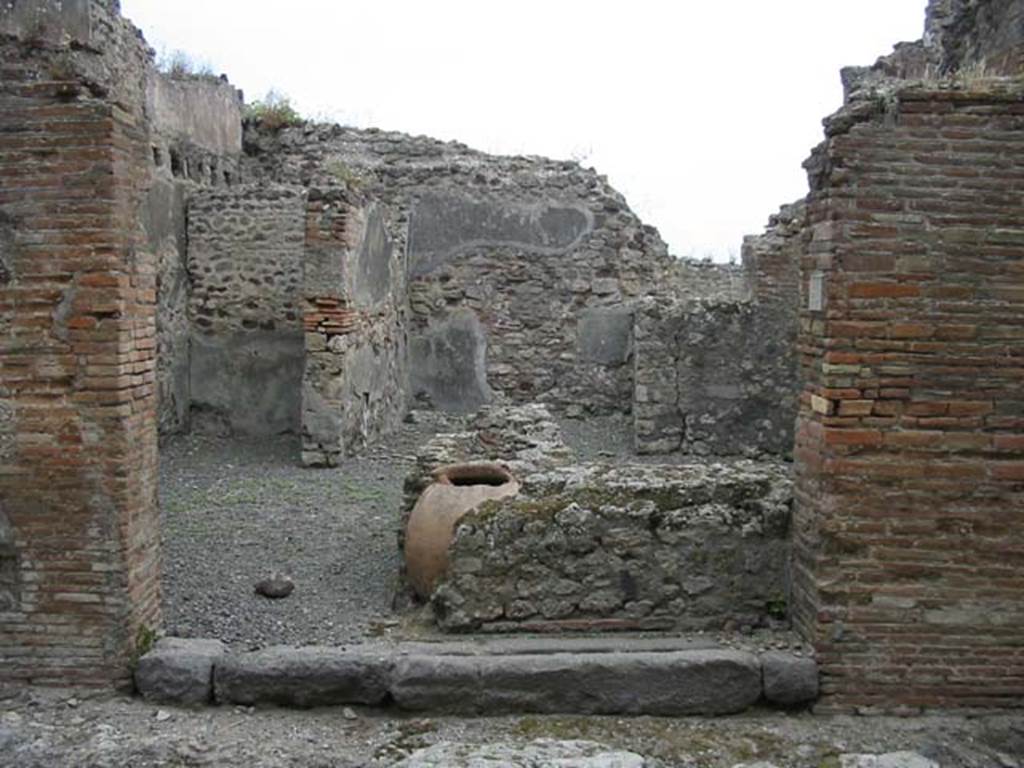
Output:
[{"xmin": 159, "ymin": 416, "xmax": 454, "ymax": 649}]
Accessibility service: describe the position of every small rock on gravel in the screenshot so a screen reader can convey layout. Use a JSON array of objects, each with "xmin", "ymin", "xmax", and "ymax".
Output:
[{"xmin": 254, "ymin": 575, "xmax": 295, "ymax": 599}]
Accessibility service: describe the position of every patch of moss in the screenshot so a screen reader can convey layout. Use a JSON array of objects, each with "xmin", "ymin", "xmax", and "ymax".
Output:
[
  {"xmin": 129, "ymin": 624, "xmax": 158, "ymax": 671},
  {"xmin": 766, "ymin": 594, "xmax": 788, "ymax": 620}
]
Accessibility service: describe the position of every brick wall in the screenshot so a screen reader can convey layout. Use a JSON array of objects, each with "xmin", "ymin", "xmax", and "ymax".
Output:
[
  {"xmin": 792, "ymin": 83, "xmax": 1024, "ymax": 710},
  {"xmin": 742, "ymin": 201, "xmax": 805, "ymax": 315},
  {"xmin": 0, "ymin": 1, "xmax": 160, "ymax": 686}
]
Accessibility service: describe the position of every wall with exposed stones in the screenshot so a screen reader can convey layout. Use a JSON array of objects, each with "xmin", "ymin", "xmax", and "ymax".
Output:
[
  {"xmin": 185, "ymin": 185, "xmax": 306, "ymax": 435},
  {"xmin": 792, "ymin": 79, "xmax": 1024, "ymax": 711},
  {"xmin": 670, "ymin": 258, "xmax": 749, "ymax": 302},
  {"xmin": 180, "ymin": 178, "xmax": 411, "ymax": 454},
  {"xmin": 433, "ymin": 460, "xmax": 793, "ymax": 633},
  {"xmin": 633, "ymin": 299, "xmax": 800, "ymax": 457},
  {"xmin": 400, "ymin": 406, "xmax": 792, "ymax": 633},
  {"xmin": 844, "ymin": 0, "xmax": 1024, "ymax": 100},
  {"xmin": 301, "ymin": 187, "xmax": 409, "ymax": 466},
  {"xmin": 632, "ymin": 204, "xmax": 805, "ymax": 457},
  {"xmin": 0, "ymin": 0, "xmax": 161, "ymax": 686},
  {"xmin": 926, "ymin": 0, "xmax": 1024, "ymax": 74},
  {"xmin": 243, "ymin": 124, "xmax": 679, "ymax": 416}
]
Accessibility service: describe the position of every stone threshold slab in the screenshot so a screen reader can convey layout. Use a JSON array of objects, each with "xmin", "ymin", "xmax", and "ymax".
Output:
[
  {"xmin": 136, "ymin": 637, "xmax": 818, "ymax": 715},
  {"xmin": 393, "ymin": 636, "xmax": 724, "ymax": 656}
]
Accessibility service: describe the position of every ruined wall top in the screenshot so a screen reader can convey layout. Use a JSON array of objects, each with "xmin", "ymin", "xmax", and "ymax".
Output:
[
  {"xmin": 926, "ymin": 0, "xmax": 1024, "ymax": 73},
  {"xmin": 0, "ymin": 0, "xmax": 151, "ymax": 112},
  {"xmin": 147, "ymin": 74, "xmax": 243, "ymax": 156},
  {"xmin": 243, "ymin": 123, "xmax": 645, "ymax": 223},
  {"xmin": 1, "ymin": 1, "xmax": 244, "ymax": 158},
  {"xmin": 841, "ymin": 0, "xmax": 1023, "ymax": 101}
]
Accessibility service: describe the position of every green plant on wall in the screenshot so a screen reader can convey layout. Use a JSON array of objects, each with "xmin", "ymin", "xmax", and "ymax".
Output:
[
  {"xmin": 156, "ymin": 48, "xmax": 216, "ymax": 80},
  {"xmin": 244, "ymin": 90, "xmax": 303, "ymax": 131},
  {"xmin": 766, "ymin": 594, "xmax": 787, "ymax": 621},
  {"xmin": 325, "ymin": 159, "xmax": 364, "ymax": 188}
]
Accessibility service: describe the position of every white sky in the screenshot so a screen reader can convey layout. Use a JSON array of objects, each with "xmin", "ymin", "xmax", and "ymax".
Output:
[{"xmin": 120, "ymin": 1, "xmax": 926, "ymax": 261}]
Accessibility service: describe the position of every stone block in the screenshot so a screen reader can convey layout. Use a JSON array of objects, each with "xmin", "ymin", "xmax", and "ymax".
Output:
[
  {"xmin": 761, "ymin": 651, "xmax": 819, "ymax": 707},
  {"xmin": 391, "ymin": 649, "xmax": 761, "ymax": 716},
  {"xmin": 134, "ymin": 638, "xmax": 226, "ymax": 705},
  {"xmin": 213, "ymin": 646, "xmax": 391, "ymax": 707},
  {"xmin": 390, "ymin": 654, "xmax": 481, "ymax": 712}
]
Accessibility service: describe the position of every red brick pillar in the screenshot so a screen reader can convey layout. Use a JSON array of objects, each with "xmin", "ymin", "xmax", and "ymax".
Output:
[
  {"xmin": 792, "ymin": 86, "xmax": 1024, "ymax": 710},
  {"xmin": 0, "ymin": 85, "xmax": 160, "ymax": 684}
]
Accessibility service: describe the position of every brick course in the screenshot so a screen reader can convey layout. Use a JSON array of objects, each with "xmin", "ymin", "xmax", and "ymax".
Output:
[
  {"xmin": 0, "ymin": 2, "xmax": 160, "ymax": 686},
  {"xmin": 792, "ymin": 84, "xmax": 1024, "ymax": 710}
]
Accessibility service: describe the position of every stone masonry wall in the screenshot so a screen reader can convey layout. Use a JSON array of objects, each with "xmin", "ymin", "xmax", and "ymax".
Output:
[
  {"xmin": 186, "ymin": 185, "xmax": 306, "ymax": 435},
  {"xmin": 244, "ymin": 124, "xmax": 676, "ymax": 415},
  {"xmin": 397, "ymin": 404, "xmax": 574, "ymax": 602},
  {"xmin": 148, "ymin": 73, "xmax": 243, "ymax": 436},
  {"xmin": 633, "ymin": 204, "xmax": 804, "ymax": 457},
  {"xmin": 633, "ymin": 298, "xmax": 800, "ymax": 457},
  {"xmin": 301, "ymin": 186, "xmax": 409, "ymax": 466},
  {"xmin": 926, "ymin": 0, "xmax": 1024, "ymax": 75},
  {"xmin": 846, "ymin": 1, "xmax": 1024, "ymax": 103},
  {"xmin": 792, "ymin": 82, "xmax": 1024, "ymax": 711},
  {"xmin": 0, "ymin": 0, "xmax": 161, "ymax": 685},
  {"xmin": 671, "ymin": 258, "xmax": 749, "ymax": 303},
  {"xmin": 433, "ymin": 461, "xmax": 793, "ymax": 633},
  {"xmin": 402, "ymin": 404, "xmax": 574, "ymax": 525}
]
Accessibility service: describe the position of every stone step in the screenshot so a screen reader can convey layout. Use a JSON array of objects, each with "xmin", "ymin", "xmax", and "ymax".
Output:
[{"xmin": 135, "ymin": 637, "xmax": 818, "ymax": 715}]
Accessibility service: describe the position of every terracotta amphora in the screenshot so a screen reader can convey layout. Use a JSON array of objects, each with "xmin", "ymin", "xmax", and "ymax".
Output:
[{"xmin": 404, "ymin": 462, "xmax": 519, "ymax": 598}]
